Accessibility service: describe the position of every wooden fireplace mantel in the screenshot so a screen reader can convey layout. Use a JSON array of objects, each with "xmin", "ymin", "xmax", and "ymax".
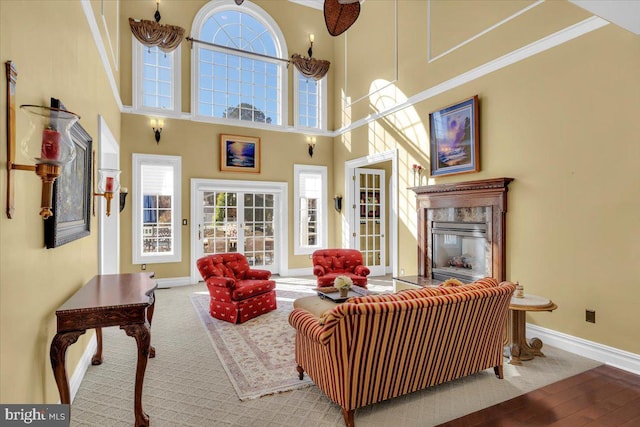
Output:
[{"xmin": 411, "ymin": 177, "xmax": 514, "ymax": 283}]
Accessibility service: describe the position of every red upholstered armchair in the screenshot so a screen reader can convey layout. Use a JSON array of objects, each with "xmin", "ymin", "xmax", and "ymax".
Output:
[
  {"xmin": 197, "ymin": 253, "xmax": 277, "ymax": 324},
  {"xmin": 312, "ymin": 249, "xmax": 369, "ymax": 289}
]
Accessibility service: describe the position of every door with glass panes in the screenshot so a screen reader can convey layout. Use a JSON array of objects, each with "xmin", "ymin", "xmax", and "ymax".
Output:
[
  {"xmin": 354, "ymin": 168, "xmax": 386, "ymax": 276},
  {"xmin": 197, "ymin": 190, "xmax": 277, "ymax": 272}
]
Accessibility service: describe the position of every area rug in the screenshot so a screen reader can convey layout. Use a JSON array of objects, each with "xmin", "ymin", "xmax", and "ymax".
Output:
[{"xmin": 191, "ymin": 289, "xmax": 314, "ymax": 401}]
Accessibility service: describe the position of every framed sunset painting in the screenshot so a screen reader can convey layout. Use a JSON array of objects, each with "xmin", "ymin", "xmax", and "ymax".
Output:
[
  {"xmin": 429, "ymin": 95, "xmax": 479, "ymax": 177},
  {"xmin": 220, "ymin": 134, "xmax": 261, "ymax": 173}
]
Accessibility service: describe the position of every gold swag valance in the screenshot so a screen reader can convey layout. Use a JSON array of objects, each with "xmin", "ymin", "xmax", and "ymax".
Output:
[
  {"xmin": 129, "ymin": 18, "xmax": 185, "ymax": 53},
  {"xmin": 291, "ymin": 54, "xmax": 331, "ymax": 81}
]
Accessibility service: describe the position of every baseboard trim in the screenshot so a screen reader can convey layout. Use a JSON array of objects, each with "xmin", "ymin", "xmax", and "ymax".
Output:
[
  {"xmin": 527, "ymin": 323, "xmax": 640, "ymax": 375},
  {"xmin": 280, "ymin": 267, "xmax": 313, "ymax": 277},
  {"xmin": 155, "ymin": 276, "xmax": 192, "ymax": 289},
  {"xmin": 63, "ymin": 333, "xmax": 97, "ymax": 404}
]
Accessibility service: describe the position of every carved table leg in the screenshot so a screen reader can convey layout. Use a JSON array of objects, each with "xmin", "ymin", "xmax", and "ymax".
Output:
[
  {"xmin": 504, "ymin": 310, "xmax": 536, "ymax": 365},
  {"xmin": 92, "ymin": 327, "xmax": 103, "ymax": 365},
  {"xmin": 50, "ymin": 330, "xmax": 86, "ymax": 403},
  {"xmin": 147, "ymin": 293, "xmax": 156, "ymax": 358},
  {"xmin": 122, "ymin": 323, "xmax": 151, "ymax": 427}
]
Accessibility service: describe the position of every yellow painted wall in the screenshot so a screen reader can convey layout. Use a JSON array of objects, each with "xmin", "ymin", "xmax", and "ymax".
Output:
[
  {"xmin": 332, "ymin": 0, "xmax": 640, "ymax": 354},
  {"xmin": 0, "ymin": 1, "xmax": 121, "ymax": 403},
  {"xmin": 118, "ymin": 114, "xmax": 334, "ymax": 277}
]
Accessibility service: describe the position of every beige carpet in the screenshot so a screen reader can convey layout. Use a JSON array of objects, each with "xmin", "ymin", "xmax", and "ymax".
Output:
[
  {"xmin": 190, "ymin": 289, "xmax": 313, "ymax": 400},
  {"xmin": 70, "ymin": 276, "xmax": 602, "ymax": 426}
]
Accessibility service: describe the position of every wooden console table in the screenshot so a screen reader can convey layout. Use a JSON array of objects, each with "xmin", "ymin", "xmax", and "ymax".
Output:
[
  {"xmin": 50, "ymin": 273, "xmax": 157, "ymax": 426},
  {"xmin": 504, "ymin": 293, "xmax": 557, "ymax": 365}
]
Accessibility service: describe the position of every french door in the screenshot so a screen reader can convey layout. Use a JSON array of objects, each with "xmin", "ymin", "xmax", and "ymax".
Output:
[
  {"xmin": 192, "ymin": 179, "xmax": 286, "ymax": 279},
  {"xmin": 354, "ymin": 168, "xmax": 386, "ymax": 276}
]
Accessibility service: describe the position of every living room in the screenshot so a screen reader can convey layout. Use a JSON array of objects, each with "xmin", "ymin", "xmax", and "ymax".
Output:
[{"xmin": 0, "ymin": 0, "xmax": 639, "ymax": 424}]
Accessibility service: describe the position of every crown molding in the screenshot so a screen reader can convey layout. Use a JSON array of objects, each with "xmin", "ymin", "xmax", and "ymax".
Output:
[{"xmin": 81, "ymin": 0, "xmax": 123, "ymax": 111}]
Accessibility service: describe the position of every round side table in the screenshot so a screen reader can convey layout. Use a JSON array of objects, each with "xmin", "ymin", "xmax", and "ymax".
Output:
[{"xmin": 504, "ymin": 294, "xmax": 557, "ymax": 365}]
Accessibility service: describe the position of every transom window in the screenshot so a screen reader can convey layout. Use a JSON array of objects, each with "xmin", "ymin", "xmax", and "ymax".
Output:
[{"xmin": 192, "ymin": 1, "xmax": 287, "ymax": 126}]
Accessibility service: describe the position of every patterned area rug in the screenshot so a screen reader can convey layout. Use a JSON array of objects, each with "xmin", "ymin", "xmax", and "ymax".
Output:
[{"xmin": 191, "ymin": 288, "xmax": 313, "ymax": 401}]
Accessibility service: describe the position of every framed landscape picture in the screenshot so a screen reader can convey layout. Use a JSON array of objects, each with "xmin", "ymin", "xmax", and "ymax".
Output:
[
  {"xmin": 220, "ymin": 134, "xmax": 261, "ymax": 173},
  {"xmin": 429, "ymin": 95, "xmax": 479, "ymax": 177}
]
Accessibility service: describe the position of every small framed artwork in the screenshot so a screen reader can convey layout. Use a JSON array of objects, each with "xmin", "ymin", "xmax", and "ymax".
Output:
[
  {"xmin": 220, "ymin": 134, "xmax": 261, "ymax": 173},
  {"xmin": 429, "ymin": 95, "xmax": 479, "ymax": 177},
  {"xmin": 44, "ymin": 98, "xmax": 92, "ymax": 248}
]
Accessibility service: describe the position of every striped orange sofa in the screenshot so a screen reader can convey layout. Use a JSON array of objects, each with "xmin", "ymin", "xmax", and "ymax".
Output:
[{"xmin": 288, "ymin": 278, "xmax": 516, "ymax": 426}]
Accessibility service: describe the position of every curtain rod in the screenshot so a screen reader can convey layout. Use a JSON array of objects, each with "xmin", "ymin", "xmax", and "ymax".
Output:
[{"xmin": 186, "ymin": 37, "xmax": 290, "ymax": 65}]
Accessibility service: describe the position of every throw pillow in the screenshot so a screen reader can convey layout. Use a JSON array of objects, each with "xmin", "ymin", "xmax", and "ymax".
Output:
[{"xmin": 440, "ymin": 278, "xmax": 465, "ymax": 287}]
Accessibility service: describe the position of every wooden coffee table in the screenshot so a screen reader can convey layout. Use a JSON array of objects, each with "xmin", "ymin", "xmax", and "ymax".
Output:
[{"xmin": 504, "ymin": 293, "xmax": 557, "ymax": 365}]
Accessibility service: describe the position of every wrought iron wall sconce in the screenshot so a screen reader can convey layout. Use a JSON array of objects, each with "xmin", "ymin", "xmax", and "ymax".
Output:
[
  {"xmin": 333, "ymin": 195, "xmax": 343, "ymax": 213},
  {"xmin": 151, "ymin": 118, "xmax": 163, "ymax": 143},
  {"xmin": 93, "ymin": 167, "xmax": 121, "ymax": 216},
  {"xmin": 307, "ymin": 136, "xmax": 316, "ymax": 157},
  {"xmin": 308, "ymin": 33, "xmax": 314, "ymax": 57},
  {"xmin": 119, "ymin": 187, "xmax": 128, "ymax": 213},
  {"xmin": 5, "ymin": 61, "xmax": 81, "ymax": 219}
]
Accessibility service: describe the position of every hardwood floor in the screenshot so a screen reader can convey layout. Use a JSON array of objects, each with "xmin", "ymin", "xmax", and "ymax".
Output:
[{"xmin": 438, "ymin": 365, "xmax": 640, "ymax": 427}]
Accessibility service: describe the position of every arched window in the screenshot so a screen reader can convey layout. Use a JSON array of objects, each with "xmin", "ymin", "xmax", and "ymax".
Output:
[{"xmin": 192, "ymin": 1, "xmax": 288, "ymax": 126}]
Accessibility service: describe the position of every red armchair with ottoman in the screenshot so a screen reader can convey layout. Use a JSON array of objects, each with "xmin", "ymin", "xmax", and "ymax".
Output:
[
  {"xmin": 312, "ymin": 249, "xmax": 369, "ymax": 289},
  {"xmin": 197, "ymin": 253, "xmax": 277, "ymax": 324}
]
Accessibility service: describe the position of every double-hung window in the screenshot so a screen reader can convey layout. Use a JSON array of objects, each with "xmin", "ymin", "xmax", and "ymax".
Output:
[
  {"xmin": 294, "ymin": 165, "xmax": 327, "ymax": 255},
  {"xmin": 132, "ymin": 40, "xmax": 181, "ymax": 113},
  {"xmin": 133, "ymin": 154, "xmax": 182, "ymax": 264},
  {"xmin": 294, "ymin": 70, "xmax": 327, "ymax": 131},
  {"xmin": 192, "ymin": 1, "xmax": 287, "ymax": 126}
]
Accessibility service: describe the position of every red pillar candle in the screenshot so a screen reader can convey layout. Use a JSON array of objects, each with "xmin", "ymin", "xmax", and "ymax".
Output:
[
  {"xmin": 41, "ymin": 128, "xmax": 61, "ymax": 161},
  {"xmin": 105, "ymin": 177, "xmax": 114, "ymax": 192}
]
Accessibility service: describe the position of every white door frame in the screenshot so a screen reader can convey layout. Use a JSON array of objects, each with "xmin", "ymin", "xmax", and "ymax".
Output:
[
  {"xmin": 344, "ymin": 149, "xmax": 398, "ymax": 277},
  {"xmin": 190, "ymin": 178, "xmax": 289, "ymax": 283},
  {"xmin": 98, "ymin": 116, "xmax": 120, "ymax": 274}
]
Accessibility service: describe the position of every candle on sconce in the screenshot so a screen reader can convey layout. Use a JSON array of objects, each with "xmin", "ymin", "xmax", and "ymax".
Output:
[
  {"xmin": 105, "ymin": 177, "xmax": 114, "ymax": 192},
  {"xmin": 120, "ymin": 187, "xmax": 128, "ymax": 194},
  {"xmin": 41, "ymin": 127, "xmax": 61, "ymax": 161}
]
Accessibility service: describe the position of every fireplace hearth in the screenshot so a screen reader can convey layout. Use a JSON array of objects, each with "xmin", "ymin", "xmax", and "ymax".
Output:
[{"xmin": 412, "ymin": 178, "xmax": 513, "ymax": 283}]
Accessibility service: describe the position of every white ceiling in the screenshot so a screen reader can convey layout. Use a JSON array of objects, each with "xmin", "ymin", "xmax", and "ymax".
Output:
[
  {"xmin": 288, "ymin": 0, "xmax": 323, "ymax": 11},
  {"xmin": 289, "ymin": 0, "xmax": 640, "ymax": 36},
  {"xmin": 570, "ymin": 0, "xmax": 640, "ymax": 35}
]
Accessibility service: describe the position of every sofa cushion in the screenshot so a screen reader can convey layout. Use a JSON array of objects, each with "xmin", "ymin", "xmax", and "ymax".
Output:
[
  {"xmin": 332, "ymin": 256, "xmax": 345, "ymax": 270},
  {"xmin": 315, "ymin": 256, "xmax": 331, "ymax": 271},
  {"xmin": 350, "ymin": 277, "xmax": 500, "ymax": 305},
  {"xmin": 232, "ymin": 279, "xmax": 276, "ymax": 301}
]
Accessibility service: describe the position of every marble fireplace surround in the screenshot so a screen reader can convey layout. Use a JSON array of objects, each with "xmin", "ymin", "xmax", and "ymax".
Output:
[{"xmin": 412, "ymin": 178, "xmax": 514, "ymax": 283}]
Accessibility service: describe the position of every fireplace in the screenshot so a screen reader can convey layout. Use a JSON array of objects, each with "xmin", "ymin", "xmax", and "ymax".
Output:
[
  {"xmin": 432, "ymin": 221, "xmax": 488, "ymax": 282},
  {"xmin": 412, "ymin": 178, "xmax": 513, "ymax": 283}
]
